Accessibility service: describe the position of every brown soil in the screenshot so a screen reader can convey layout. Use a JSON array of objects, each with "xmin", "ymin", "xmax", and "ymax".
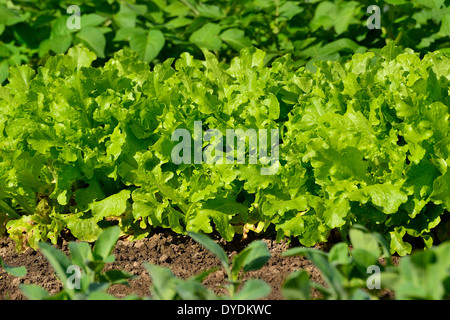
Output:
[{"xmin": 0, "ymin": 230, "xmax": 326, "ymax": 300}]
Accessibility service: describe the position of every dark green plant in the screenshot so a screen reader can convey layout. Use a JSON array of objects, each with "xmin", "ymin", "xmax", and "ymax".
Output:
[
  {"xmin": 282, "ymin": 225, "xmax": 391, "ymax": 300},
  {"xmin": 18, "ymin": 226, "xmax": 137, "ymax": 300},
  {"xmin": 0, "ymin": 255, "xmax": 27, "ymax": 277},
  {"xmin": 282, "ymin": 224, "xmax": 450, "ymax": 300},
  {"xmin": 3, "ymin": 226, "xmax": 450, "ymax": 300},
  {"xmin": 186, "ymin": 231, "xmax": 272, "ymax": 299},
  {"xmin": 1, "ymin": 0, "xmax": 449, "ymax": 83},
  {"xmin": 144, "ymin": 232, "xmax": 272, "ymax": 300},
  {"xmin": 4, "ymin": 229, "xmax": 272, "ymax": 300},
  {"xmin": 144, "ymin": 263, "xmax": 218, "ymax": 300},
  {"xmin": 381, "ymin": 241, "xmax": 450, "ymax": 300}
]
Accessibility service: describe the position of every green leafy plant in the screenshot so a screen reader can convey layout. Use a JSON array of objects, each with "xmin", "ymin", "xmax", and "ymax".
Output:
[
  {"xmin": 7, "ymin": 229, "xmax": 272, "ymax": 300},
  {"xmin": 186, "ymin": 231, "xmax": 272, "ymax": 299},
  {"xmin": 144, "ymin": 232, "xmax": 272, "ymax": 300},
  {"xmin": 1, "ymin": 43, "xmax": 448, "ymax": 254},
  {"xmin": 381, "ymin": 241, "xmax": 450, "ymax": 300},
  {"xmin": 18, "ymin": 226, "xmax": 137, "ymax": 300},
  {"xmin": 1, "ymin": 0, "xmax": 449, "ymax": 83},
  {"xmin": 282, "ymin": 225, "xmax": 391, "ymax": 300},
  {"xmin": 282, "ymin": 225, "xmax": 450, "ymax": 300},
  {"xmin": 144, "ymin": 263, "xmax": 218, "ymax": 300},
  {"xmin": 0, "ymin": 255, "xmax": 27, "ymax": 277}
]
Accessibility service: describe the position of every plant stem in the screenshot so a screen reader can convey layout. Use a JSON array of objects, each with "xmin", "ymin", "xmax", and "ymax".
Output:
[{"xmin": 180, "ymin": 0, "xmax": 199, "ymax": 16}]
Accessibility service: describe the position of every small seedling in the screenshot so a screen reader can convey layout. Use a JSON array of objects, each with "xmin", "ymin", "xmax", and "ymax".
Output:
[
  {"xmin": 187, "ymin": 232, "xmax": 272, "ymax": 299},
  {"xmin": 19, "ymin": 226, "xmax": 137, "ymax": 300}
]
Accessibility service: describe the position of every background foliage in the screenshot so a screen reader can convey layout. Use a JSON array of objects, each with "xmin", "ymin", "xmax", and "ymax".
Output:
[
  {"xmin": 1, "ymin": 0, "xmax": 450, "ymax": 83},
  {"xmin": 0, "ymin": 2, "xmax": 450, "ymax": 304}
]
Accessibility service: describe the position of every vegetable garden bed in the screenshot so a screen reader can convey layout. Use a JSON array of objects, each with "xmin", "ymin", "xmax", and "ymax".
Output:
[
  {"xmin": 1, "ymin": 0, "xmax": 449, "ymax": 302},
  {"xmin": 0, "ymin": 230, "xmax": 329, "ymax": 300}
]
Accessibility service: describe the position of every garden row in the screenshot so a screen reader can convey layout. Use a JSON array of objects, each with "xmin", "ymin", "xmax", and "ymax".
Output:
[
  {"xmin": 1, "ymin": 0, "xmax": 450, "ymax": 301},
  {"xmin": 1, "ymin": 0, "xmax": 450, "ymax": 83},
  {"xmin": 1, "ymin": 43, "xmax": 449, "ymax": 255}
]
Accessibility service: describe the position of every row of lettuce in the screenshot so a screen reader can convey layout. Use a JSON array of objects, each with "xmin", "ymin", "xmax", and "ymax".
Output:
[
  {"xmin": 1, "ymin": 0, "xmax": 450, "ymax": 83},
  {"xmin": 0, "ymin": 43, "xmax": 448, "ymax": 255}
]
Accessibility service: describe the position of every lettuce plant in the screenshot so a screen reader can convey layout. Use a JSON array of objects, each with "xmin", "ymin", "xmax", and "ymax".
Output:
[
  {"xmin": 1, "ymin": 0, "xmax": 449, "ymax": 83},
  {"xmin": 0, "ymin": 44, "xmax": 448, "ymax": 255}
]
